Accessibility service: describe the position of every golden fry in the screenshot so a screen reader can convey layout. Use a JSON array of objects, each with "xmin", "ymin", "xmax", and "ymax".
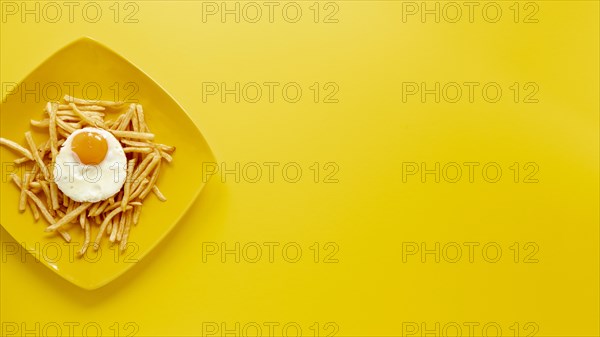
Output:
[
  {"xmin": 91, "ymin": 198, "xmax": 110, "ymax": 216},
  {"xmin": 69, "ymin": 103, "xmax": 102, "ymax": 128},
  {"xmin": 79, "ymin": 212, "xmax": 85, "ymax": 229},
  {"xmin": 109, "ymin": 213, "xmax": 120, "ymax": 242},
  {"xmin": 132, "ymin": 205, "xmax": 141, "ymax": 225},
  {"xmin": 45, "ymin": 202, "xmax": 91, "ymax": 232},
  {"xmin": 19, "ymin": 173, "xmax": 31, "ymax": 212},
  {"xmin": 93, "ymin": 206, "xmax": 131, "ymax": 250},
  {"xmin": 132, "ymin": 153, "xmax": 155, "ymax": 181},
  {"xmin": 50, "ymin": 180, "xmax": 59, "ymax": 210},
  {"xmin": 25, "ymin": 191, "xmax": 71, "ymax": 242},
  {"xmin": 120, "ymin": 139, "xmax": 151, "ymax": 148},
  {"xmin": 56, "ymin": 118, "xmax": 77, "ymax": 133},
  {"xmin": 121, "ymin": 158, "xmax": 136, "ymax": 210},
  {"xmin": 130, "ymin": 179, "xmax": 149, "ymax": 202},
  {"xmin": 156, "ymin": 143, "xmax": 176, "ymax": 154},
  {"xmin": 28, "ymin": 198, "xmax": 40, "ymax": 221},
  {"xmin": 124, "ymin": 147, "xmax": 153, "ymax": 154},
  {"xmin": 140, "ymin": 159, "xmax": 161, "ymax": 200},
  {"xmin": 120, "ymin": 213, "xmax": 132, "ymax": 252},
  {"xmin": 13, "ymin": 157, "xmax": 31, "ymax": 164},
  {"xmin": 78, "ymin": 220, "xmax": 91, "ymax": 256},
  {"xmin": 136, "ymin": 104, "xmax": 148, "ymax": 132},
  {"xmin": 0, "ymin": 137, "xmax": 34, "ymax": 160},
  {"xmin": 151, "ymin": 185, "xmax": 167, "ymax": 202},
  {"xmin": 117, "ymin": 209, "xmax": 128, "ymax": 242},
  {"xmin": 24, "ymin": 132, "xmax": 49, "ymax": 179},
  {"xmin": 62, "ymin": 191, "xmax": 69, "ymax": 208},
  {"xmin": 59, "ymin": 104, "xmax": 105, "ymax": 111},
  {"xmin": 131, "ymin": 154, "xmax": 159, "ymax": 192},
  {"xmin": 64, "ymin": 95, "xmax": 123, "ymax": 108},
  {"xmin": 131, "ymin": 107, "xmax": 139, "ymax": 132},
  {"xmin": 159, "ymin": 150, "xmax": 173, "ymax": 163},
  {"xmin": 30, "ymin": 119, "xmax": 50, "ymax": 128},
  {"xmin": 110, "ymin": 130, "xmax": 155, "ymax": 140},
  {"xmin": 116, "ymin": 104, "xmax": 136, "ymax": 131}
]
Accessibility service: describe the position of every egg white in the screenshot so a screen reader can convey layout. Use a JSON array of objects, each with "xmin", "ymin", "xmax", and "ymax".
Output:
[{"xmin": 54, "ymin": 127, "xmax": 127, "ymax": 203}]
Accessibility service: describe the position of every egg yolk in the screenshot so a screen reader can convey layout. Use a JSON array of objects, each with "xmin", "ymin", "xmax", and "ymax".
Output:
[{"xmin": 71, "ymin": 131, "xmax": 108, "ymax": 165}]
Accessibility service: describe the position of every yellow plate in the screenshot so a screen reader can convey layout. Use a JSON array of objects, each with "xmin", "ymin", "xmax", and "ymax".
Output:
[{"xmin": 0, "ymin": 37, "xmax": 214, "ymax": 290}]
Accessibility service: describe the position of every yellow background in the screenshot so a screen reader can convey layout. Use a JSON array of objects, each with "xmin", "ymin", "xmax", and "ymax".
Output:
[{"xmin": 1, "ymin": 1, "xmax": 598, "ymax": 336}]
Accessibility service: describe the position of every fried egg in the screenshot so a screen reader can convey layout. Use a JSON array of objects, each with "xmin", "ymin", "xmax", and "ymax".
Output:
[{"xmin": 55, "ymin": 127, "xmax": 127, "ymax": 202}]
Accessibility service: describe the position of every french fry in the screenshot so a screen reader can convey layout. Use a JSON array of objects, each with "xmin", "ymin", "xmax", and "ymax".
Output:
[
  {"xmin": 93, "ymin": 206, "xmax": 131, "ymax": 250},
  {"xmin": 59, "ymin": 104, "xmax": 105, "ymax": 111},
  {"xmin": 37, "ymin": 180, "xmax": 52, "ymax": 211},
  {"xmin": 66, "ymin": 199, "xmax": 75, "ymax": 215},
  {"xmin": 57, "ymin": 109, "xmax": 103, "ymax": 118},
  {"xmin": 0, "ymin": 137, "xmax": 34, "ymax": 160},
  {"xmin": 24, "ymin": 132, "xmax": 49, "ymax": 179},
  {"xmin": 25, "ymin": 191, "xmax": 54, "ymax": 225},
  {"xmin": 64, "ymin": 95, "xmax": 123, "ymax": 108},
  {"xmin": 109, "ymin": 213, "xmax": 120, "ymax": 242},
  {"xmin": 116, "ymin": 104, "xmax": 136, "ymax": 131},
  {"xmin": 131, "ymin": 179, "xmax": 149, "ymax": 201},
  {"xmin": 50, "ymin": 181, "xmax": 59, "ymax": 210},
  {"xmin": 30, "ymin": 119, "xmax": 50, "ymax": 128},
  {"xmin": 91, "ymin": 198, "xmax": 110, "ymax": 216},
  {"xmin": 110, "ymin": 114, "xmax": 125, "ymax": 130},
  {"xmin": 151, "ymin": 185, "xmax": 167, "ymax": 202},
  {"xmin": 62, "ymin": 191, "xmax": 69, "ymax": 207},
  {"xmin": 58, "ymin": 115, "xmax": 80, "ymax": 122},
  {"xmin": 79, "ymin": 212, "xmax": 85, "ymax": 229},
  {"xmin": 132, "ymin": 152, "xmax": 155, "ymax": 181},
  {"xmin": 156, "ymin": 143, "xmax": 176, "ymax": 154},
  {"xmin": 136, "ymin": 104, "xmax": 148, "ymax": 132},
  {"xmin": 117, "ymin": 209, "xmax": 128, "ymax": 242},
  {"xmin": 10, "ymin": 174, "xmax": 22, "ymax": 190},
  {"xmin": 13, "ymin": 157, "xmax": 31, "ymax": 164},
  {"xmin": 121, "ymin": 158, "xmax": 136, "ymax": 209},
  {"xmin": 131, "ymin": 107, "xmax": 139, "ymax": 132},
  {"xmin": 78, "ymin": 220, "xmax": 91, "ymax": 256},
  {"xmin": 133, "ymin": 205, "xmax": 141, "ymax": 225},
  {"xmin": 140, "ymin": 159, "xmax": 161, "ymax": 200},
  {"xmin": 120, "ymin": 213, "xmax": 132, "ymax": 252},
  {"xmin": 37, "ymin": 139, "xmax": 51, "ymax": 160},
  {"xmin": 57, "ymin": 127, "xmax": 71, "ymax": 139},
  {"xmin": 158, "ymin": 150, "xmax": 173, "ymax": 163},
  {"xmin": 120, "ymin": 139, "xmax": 152, "ymax": 148},
  {"xmin": 56, "ymin": 118, "xmax": 77, "ymax": 133},
  {"xmin": 69, "ymin": 103, "xmax": 102, "ymax": 127},
  {"xmin": 110, "ymin": 130, "xmax": 155, "ymax": 140},
  {"xmin": 45, "ymin": 202, "xmax": 91, "ymax": 232},
  {"xmin": 19, "ymin": 173, "xmax": 31, "ymax": 212},
  {"xmin": 124, "ymin": 147, "xmax": 153, "ymax": 154},
  {"xmin": 131, "ymin": 154, "xmax": 159, "ymax": 192},
  {"xmin": 29, "ymin": 181, "xmax": 41, "ymax": 190},
  {"xmin": 25, "ymin": 191, "xmax": 71, "ymax": 242},
  {"xmin": 28, "ymin": 198, "xmax": 40, "ymax": 221}
]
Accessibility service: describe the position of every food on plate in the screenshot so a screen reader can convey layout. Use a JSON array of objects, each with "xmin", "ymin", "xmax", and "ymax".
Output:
[
  {"xmin": 55, "ymin": 127, "xmax": 127, "ymax": 203},
  {"xmin": 0, "ymin": 95, "xmax": 175, "ymax": 256}
]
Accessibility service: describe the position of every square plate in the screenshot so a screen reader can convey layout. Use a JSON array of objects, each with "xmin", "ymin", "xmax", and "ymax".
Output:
[{"xmin": 0, "ymin": 37, "xmax": 214, "ymax": 290}]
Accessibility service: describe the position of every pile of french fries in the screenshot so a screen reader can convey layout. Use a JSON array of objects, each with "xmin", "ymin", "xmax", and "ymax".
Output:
[{"xmin": 0, "ymin": 95, "xmax": 175, "ymax": 256}]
